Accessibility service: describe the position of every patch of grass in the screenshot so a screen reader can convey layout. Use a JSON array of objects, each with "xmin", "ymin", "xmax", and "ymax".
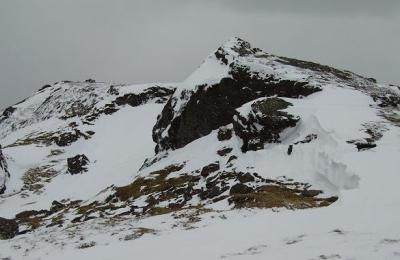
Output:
[
  {"xmin": 229, "ymin": 185, "xmax": 337, "ymax": 209},
  {"xmin": 115, "ymin": 164, "xmax": 190, "ymax": 201},
  {"xmin": 146, "ymin": 206, "xmax": 174, "ymax": 216}
]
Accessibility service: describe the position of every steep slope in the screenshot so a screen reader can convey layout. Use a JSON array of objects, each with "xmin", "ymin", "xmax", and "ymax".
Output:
[
  {"xmin": 0, "ymin": 38, "xmax": 399, "ymax": 260},
  {"xmin": 0, "ymin": 82, "xmax": 175, "ymax": 217}
]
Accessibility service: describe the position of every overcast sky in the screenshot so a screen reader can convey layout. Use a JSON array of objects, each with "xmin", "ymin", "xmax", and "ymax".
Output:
[{"xmin": 1, "ymin": 0, "xmax": 399, "ymax": 108}]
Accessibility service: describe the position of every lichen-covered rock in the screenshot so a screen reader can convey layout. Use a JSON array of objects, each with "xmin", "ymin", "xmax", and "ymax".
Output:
[
  {"xmin": 233, "ymin": 98, "xmax": 300, "ymax": 152},
  {"xmin": 0, "ymin": 217, "xmax": 19, "ymax": 240},
  {"xmin": 67, "ymin": 154, "xmax": 90, "ymax": 175}
]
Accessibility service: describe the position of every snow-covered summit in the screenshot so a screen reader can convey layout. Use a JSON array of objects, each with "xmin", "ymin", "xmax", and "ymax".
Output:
[{"xmin": 0, "ymin": 38, "xmax": 399, "ymax": 260}]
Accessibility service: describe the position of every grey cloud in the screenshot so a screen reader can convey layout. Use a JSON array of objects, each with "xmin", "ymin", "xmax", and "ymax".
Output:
[{"xmin": 194, "ymin": 0, "xmax": 400, "ymax": 17}]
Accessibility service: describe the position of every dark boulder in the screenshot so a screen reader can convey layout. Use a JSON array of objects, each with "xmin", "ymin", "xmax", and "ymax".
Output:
[
  {"xmin": 200, "ymin": 162, "xmax": 220, "ymax": 177},
  {"xmin": 237, "ymin": 172, "xmax": 255, "ymax": 183},
  {"xmin": 0, "ymin": 217, "xmax": 19, "ymax": 240},
  {"xmin": 217, "ymin": 147, "xmax": 233, "ymax": 156},
  {"xmin": 229, "ymin": 183, "xmax": 254, "ymax": 195},
  {"xmin": 233, "ymin": 98, "xmax": 300, "ymax": 152},
  {"xmin": 67, "ymin": 154, "xmax": 90, "ymax": 175},
  {"xmin": 287, "ymin": 145, "xmax": 293, "ymax": 155}
]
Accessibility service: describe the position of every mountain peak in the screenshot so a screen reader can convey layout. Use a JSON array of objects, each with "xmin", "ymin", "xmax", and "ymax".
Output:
[{"xmin": 0, "ymin": 39, "xmax": 399, "ymax": 259}]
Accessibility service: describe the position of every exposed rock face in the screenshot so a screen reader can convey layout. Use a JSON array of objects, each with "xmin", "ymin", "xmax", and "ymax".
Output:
[
  {"xmin": 114, "ymin": 86, "xmax": 174, "ymax": 107},
  {"xmin": 152, "ymin": 38, "xmax": 322, "ymax": 153},
  {"xmin": 0, "ymin": 145, "xmax": 9, "ymax": 194},
  {"xmin": 153, "ymin": 70, "xmax": 318, "ymax": 153},
  {"xmin": 233, "ymin": 98, "xmax": 299, "ymax": 152},
  {"xmin": 67, "ymin": 154, "xmax": 90, "ymax": 175},
  {"xmin": 0, "ymin": 217, "xmax": 19, "ymax": 240}
]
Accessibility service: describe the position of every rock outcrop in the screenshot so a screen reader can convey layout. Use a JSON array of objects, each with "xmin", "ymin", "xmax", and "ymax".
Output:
[
  {"xmin": 233, "ymin": 98, "xmax": 299, "ymax": 152},
  {"xmin": 67, "ymin": 154, "xmax": 90, "ymax": 175}
]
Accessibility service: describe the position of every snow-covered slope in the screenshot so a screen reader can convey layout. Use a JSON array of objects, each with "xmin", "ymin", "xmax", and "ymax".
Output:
[
  {"xmin": 0, "ymin": 146, "xmax": 9, "ymax": 194},
  {"xmin": 0, "ymin": 38, "xmax": 399, "ymax": 260}
]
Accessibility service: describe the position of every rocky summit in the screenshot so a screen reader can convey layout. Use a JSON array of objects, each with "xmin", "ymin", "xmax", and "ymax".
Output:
[{"xmin": 0, "ymin": 38, "xmax": 399, "ymax": 260}]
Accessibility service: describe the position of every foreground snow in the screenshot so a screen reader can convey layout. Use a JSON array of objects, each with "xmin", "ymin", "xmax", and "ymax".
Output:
[{"xmin": 0, "ymin": 84, "xmax": 399, "ymax": 259}]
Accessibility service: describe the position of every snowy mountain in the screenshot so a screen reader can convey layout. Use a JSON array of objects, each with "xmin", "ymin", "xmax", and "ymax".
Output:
[{"xmin": 0, "ymin": 37, "xmax": 399, "ymax": 259}]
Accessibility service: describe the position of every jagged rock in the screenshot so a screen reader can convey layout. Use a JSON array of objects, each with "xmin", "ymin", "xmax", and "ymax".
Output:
[
  {"xmin": 233, "ymin": 98, "xmax": 300, "ymax": 152},
  {"xmin": 217, "ymin": 127, "xmax": 233, "ymax": 141},
  {"xmin": 153, "ymin": 74, "xmax": 318, "ymax": 153},
  {"xmin": 200, "ymin": 162, "xmax": 220, "ymax": 177},
  {"xmin": 67, "ymin": 154, "xmax": 90, "ymax": 175},
  {"xmin": 114, "ymin": 86, "xmax": 174, "ymax": 107},
  {"xmin": 0, "ymin": 217, "xmax": 19, "ymax": 240},
  {"xmin": 107, "ymin": 85, "xmax": 119, "ymax": 95}
]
